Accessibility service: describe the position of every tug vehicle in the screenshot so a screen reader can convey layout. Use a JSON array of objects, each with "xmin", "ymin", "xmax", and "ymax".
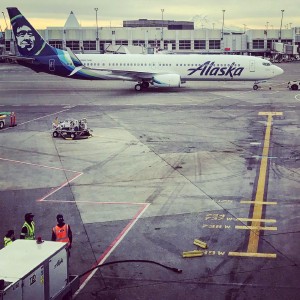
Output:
[
  {"xmin": 0, "ymin": 112, "xmax": 16, "ymax": 129},
  {"xmin": 52, "ymin": 118, "xmax": 92, "ymax": 140},
  {"xmin": 287, "ymin": 80, "xmax": 300, "ymax": 90}
]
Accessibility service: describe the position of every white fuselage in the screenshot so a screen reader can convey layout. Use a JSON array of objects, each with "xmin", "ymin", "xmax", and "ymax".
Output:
[{"xmin": 74, "ymin": 53, "xmax": 283, "ymax": 82}]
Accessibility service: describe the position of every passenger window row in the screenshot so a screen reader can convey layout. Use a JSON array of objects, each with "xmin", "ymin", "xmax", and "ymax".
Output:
[{"xmin": 82, "ymin": 62, "xmax": 241, "ymax": 67}]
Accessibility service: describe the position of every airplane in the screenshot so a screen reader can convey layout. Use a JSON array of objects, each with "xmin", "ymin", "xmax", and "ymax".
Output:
[{"xmin": 6, "ymin": 7, "xmax": 284, "ymax": 92}]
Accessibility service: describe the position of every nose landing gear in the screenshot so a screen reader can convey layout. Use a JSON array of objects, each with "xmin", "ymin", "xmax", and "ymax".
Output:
[{"xmin": 253, "ymin": 80, "xmax": 267, "ymax": 91}]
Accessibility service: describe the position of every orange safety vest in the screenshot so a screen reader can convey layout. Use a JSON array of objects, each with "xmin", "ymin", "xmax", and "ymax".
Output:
[{"xmin": 53, "ymin": 224, "xmax": 70, "ymax": 246}]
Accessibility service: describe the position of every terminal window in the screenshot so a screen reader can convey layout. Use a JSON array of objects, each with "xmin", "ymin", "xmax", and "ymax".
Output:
[
  {"xmin": 179, "ymin": 40, "xmax": 191, "ymax": 50},
  {"xmin": 209, "ymin": 40, "xmax": 221, "ymax": 49},
  {"xmin": 194, "ymin": 40, "xmax": 206, "ymax": 50},
  {"xmin": 66, "ymin": 41, "xmax": 80, "ymax": 51},
  {"xmin": 164, "ymin": 40, "xmax": 176, "ymax": 50},
  {"xmin": 100, "ymin": 40, "xmax": 112, "ymax": 51},
  {"xmin": 147, "ymin": 40, "xmax": 159, "ymax": 47},
  {"xmin": 253, "ymin": 40, "xmax": 264, "ymax": 49},
  {"xmin": 116, "ymin": 40, "xmax": 128, "ymax": 45},
  {"xmin": 5, "ymin": 41, "xmax": 10, "ymax": 51},
  {"xmin": 83, "ymin": 41, "xmax": 96, "ymax": 51},
  {"xmin": 49, "ymin": 40, "xmax": 63, "ymax": 49},
  {"xmin": 133, "ymin": 40, "xmax": 145, "ymax": 46}
]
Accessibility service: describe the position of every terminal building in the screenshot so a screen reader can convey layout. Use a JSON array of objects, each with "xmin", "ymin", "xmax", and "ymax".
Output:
[{"xmin": 1, "ymin": 11, "xmax": 300, "ymax": 61}]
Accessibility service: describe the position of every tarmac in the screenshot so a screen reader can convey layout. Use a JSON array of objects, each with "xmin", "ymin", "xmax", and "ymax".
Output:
[{"xmin": 0, "ymin": 61, "xmax": 299, "ymax": 300}]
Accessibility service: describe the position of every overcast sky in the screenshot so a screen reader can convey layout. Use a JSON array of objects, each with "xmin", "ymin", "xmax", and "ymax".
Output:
[{"xmin": 0, "ymin": 0, "xmax": 298, "ymax": 31}]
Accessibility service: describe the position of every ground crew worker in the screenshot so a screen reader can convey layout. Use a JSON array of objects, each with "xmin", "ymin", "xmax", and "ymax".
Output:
[
  {"xmin": 4, "ymin": 230, "xmax": 15, "ymax": 247},
  {"xmin": 52, "ymin": 214, "xmax": 72, "ymax": 256},
  {"xmin": 20, "ymin": 213, "xmax": 35, "ymax": 240},
  {"xmin": 53, "ymin": 116, "xmax": 59, "ymax": 128},
  {"xmin": 10, "ymin": 112, "xmax": 16, "ymax": 127}
]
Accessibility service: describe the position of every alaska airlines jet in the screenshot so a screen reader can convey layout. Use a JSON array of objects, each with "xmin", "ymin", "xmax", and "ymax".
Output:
[{"xmin": 7, "ymin": 7, "xmax": 283, "ymax": 91}]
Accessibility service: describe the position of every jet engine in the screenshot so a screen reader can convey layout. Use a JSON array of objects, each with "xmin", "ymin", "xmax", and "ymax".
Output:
[{"xmin": 152, "ymin": 74, "xmax": 181, "ymax": 87}]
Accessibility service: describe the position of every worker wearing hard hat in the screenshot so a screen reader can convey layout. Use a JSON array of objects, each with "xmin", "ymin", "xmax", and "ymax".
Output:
[
  {"xmin": 20, "ymin": 213, "xmax": 35, "ymax": 240},
  {"xmin": 52, "ymin": 214, "xmax": 72, "ymax": 256},
  {"xmin": 4, "ymin": 230, "xmax": 15, "ymax": 247}
]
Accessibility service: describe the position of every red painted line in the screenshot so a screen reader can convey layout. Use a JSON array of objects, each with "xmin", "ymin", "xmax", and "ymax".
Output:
[
  {"xmin": 77, "ymin": 203, "xmax": 150, "ymax": 294},
  {"xmin": 38, "ymin": 172, "xmax": 83, "ymax": 201},
  {"xmin": 0, "ymin": 157, "xmax": 80, "ymax": 173},
  {"xmin": 1, "ymin": 155, "xmax": 151, "ymax": 297},
  {"xmin": 0, "ymin": 157, "xmax": 82, "ymax": 202},
  {"xmin": 42, "ymin": 199, "xmax": 147, "ymax": 205}
]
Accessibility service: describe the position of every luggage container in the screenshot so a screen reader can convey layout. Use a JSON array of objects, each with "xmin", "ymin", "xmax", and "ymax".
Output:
[{"xmin": 0, "ymin": 240, "xmax": 79, "ymax": 300}]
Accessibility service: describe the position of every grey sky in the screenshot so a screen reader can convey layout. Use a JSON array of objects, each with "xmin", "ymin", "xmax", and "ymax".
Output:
[{"xmin": 0, "ymin": 0, "xmax": 298, "ymax": 31}]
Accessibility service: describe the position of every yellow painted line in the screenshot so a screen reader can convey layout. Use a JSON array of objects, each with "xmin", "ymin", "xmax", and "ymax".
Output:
[
  {"xmin": 237, "ymin": 218, "xmax": 276, "ymax": 223},
  {"xmin": 236, "ymin": 226, "xmax": 277, "ymax": 231},
  {"xmin": 240, "ymin": 201, "xmax": 277, "ymax": 205},
  {"xmin": 258, "ymin": 112, "xmax": 283, "ymax": 116},
  {"xmin": 247, "ymin": 112, "xmax": 282, "ymax": 253},
  {"xmin": 228, "ymin": 252, "xmax": 277, "ymax": 258}
]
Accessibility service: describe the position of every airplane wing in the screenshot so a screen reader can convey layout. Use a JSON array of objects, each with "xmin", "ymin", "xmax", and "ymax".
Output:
[
  {"xmin": 102, "ymin": 69, "xmax": 156, "ymax": 81},
  {"xmin": 65, "ymin": 48, "xmax": 159, "ymax": 81}
]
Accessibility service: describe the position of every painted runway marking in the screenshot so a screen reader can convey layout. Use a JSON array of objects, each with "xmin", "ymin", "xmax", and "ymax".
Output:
[
  {"xmin": 240, "ymin": 200, "xmax": 277, "ymax": 205},
  {"xmin": 18, "ymin": 108, "xmax": 76, "ymax": 126},
  {"xmin": 228, "ymin": 252, "xmax": 276, "ymax": 258},
  {"xmin": 0, "ymin": 156, "xmax": 150, "ymax": 293},
  {"xmin": 0, "ymin": 156, "xmax": 83, "ymax": 202},
  {"xmin": 229, "ymin": 111, "xmax": 283, "ymax": 258},
  {"xmin": 0, "ymin": 157, "xmax": 80, "ymax": 173},
  {"xmin": 0, "ymin": 108, "xmax": 74, "ymax": 131},
  {"xmin": 75, "ymin": 202, "xmax": 150, "ymax": 296},
  {"xmin": 237, "ymin": 218, "xmax": 276, "ymax": 223},
  {"xmin": 250, "ymin": 142, "xmax": 261, "ymax": 145}
]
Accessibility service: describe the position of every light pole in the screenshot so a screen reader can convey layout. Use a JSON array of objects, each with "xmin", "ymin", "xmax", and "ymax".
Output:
[
  {"xmin": 94, "ymin": 8, "xmax": 99, "ymax": 52},
  {"xmin": 94, "ymin": 8, "xmax": 99, "ymax": 40},
  {"xmin": 279, "ymin": 9, "xmax": 284, "ymax": 41},
  {"xmin": 221, "ymin": 10, "xmax": 225, "ymax": 40},
  {"xmin": 161, "ymin": 8, "xmax": 164, "ymax": 48},
  {"xmin": 265, "ymin": 22, "xmax": 269, "ymax": 36},
  {"xmin": 221, "ymin": 10, "xmax": 225, "ymax": 51}
]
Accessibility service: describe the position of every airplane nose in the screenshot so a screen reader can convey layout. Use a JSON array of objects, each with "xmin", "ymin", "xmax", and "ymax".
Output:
[{"xmin": 274, "ymin": 65, "xmax": 284, "ymax": 76}]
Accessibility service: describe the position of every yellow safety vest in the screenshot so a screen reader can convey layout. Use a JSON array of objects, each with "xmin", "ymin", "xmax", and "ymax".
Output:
[
  {"xmin": 4, "ymin": 237, "xmax": 13, "ymax": 247},
  {"xmin": 22, "ymin": 221, "xmax": 35, "ymax": 240}
]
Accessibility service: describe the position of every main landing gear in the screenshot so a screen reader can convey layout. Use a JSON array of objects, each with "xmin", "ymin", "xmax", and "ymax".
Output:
[{"xmin": 135, "ymin": 81, "xmax": 150, "ymax": 91}]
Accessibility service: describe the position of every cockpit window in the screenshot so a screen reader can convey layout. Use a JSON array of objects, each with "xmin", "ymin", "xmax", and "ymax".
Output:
[{"xmin": 263, "ymin": 62, "xmax": 271, "ymax": 66}]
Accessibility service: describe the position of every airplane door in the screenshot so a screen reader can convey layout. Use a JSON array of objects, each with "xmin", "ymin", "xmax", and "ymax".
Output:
[
  {"xmin": 249, "ymin": 60, "xmax": 255, "ymax": 72},
  {"xmin": 49, "ymin": 59, "xmax": 55, "ymax": 72}
]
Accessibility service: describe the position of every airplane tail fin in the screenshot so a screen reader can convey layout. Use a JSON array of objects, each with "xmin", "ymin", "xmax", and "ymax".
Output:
[{"xmin": 7, "ymin": 7, "xmax": 56, "ymax": 57}]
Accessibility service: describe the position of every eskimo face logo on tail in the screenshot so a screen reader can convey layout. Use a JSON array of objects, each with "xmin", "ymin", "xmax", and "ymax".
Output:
[
  {"xmin": 188, "ymin": 61, "xmax": 244, "ymax": 78},
  {"xmin": 10, "ymin": 13, "xmax": 47, "ymax": 56},
  {"xmin": 8, "ymin": 8, "xmax": 56, "ymax": 57},
  {"xmin": 16, "ymin": 25, "xmax": 36, "ymax": 52}
]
